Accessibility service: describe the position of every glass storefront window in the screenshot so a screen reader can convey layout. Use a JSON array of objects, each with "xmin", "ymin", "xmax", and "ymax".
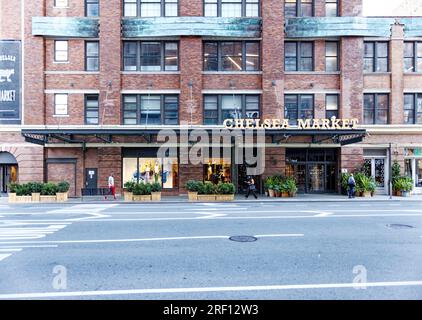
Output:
[
  {"xmin": 123, "ymin": 156, "xmax": 178, "ymax": 189},
  {"xmin": 204, "ymin": 158, "xmax": 231, "ymax": 184}
]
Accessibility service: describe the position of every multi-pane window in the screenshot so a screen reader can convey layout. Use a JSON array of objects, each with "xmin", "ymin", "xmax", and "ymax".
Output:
[
  {"xmin": 204, "ymin": 41, "xmax": 260, "ymax": 71},
  {"xmin": 326, "ymin": 94, "xmax": 339, "ymax": 119},
  {"xmin": 204, "ymin": 95, "xmax": 260, "ymax": 125},
  {"xmin": 285, "ymin": 42, "xmax": 313, "ymax": 71},
  {"xmin": 404, "ymin": 42, "xmax": 422, "ymax": 72},
  {"xmin": 123, "ymin": 95, "xmax": 179, "ymax": 125},
  {"xmin": 123, "ymin": 41, "xmax": 179, "ymax": 71},
  {"xmin": 325, "ymin": 0, "xmax": 338, "ymax": 17},
  {"xmin": 204, "ymin": 0, "xmax": 259, "ymax": 17},
  {"xmin": 54, "ymin": 94, "xmax": 68, "ymax": 115},
  {"xmin": 285, "ymin": 0, "xmax": 313, "ymax": 17},
  {"xmin": 85, "ymin": 0, "xmax": 99, "ymax": 16},
  {"xmin": 54, "ymin": 0, "xmax": 68, "ymax": 7},
  {"xmin": 363, "ymin": 93, "xmax": 389, "ymax": 124},
  {"xmin": 404, "ymin": 94, "xmax": 422, "ymax": 124},
  {"xmin": 364, "ymin": 42, "xmax": 389, "ymax": 72},
  {"xmin": 284, "ymin": 94, "xmax": 314, "ymax": 125},
  {"xmin": 54, "ymin": 40, "xmax": 68, "ymax": 62},
  {"xmin": 85, "ymin": 95, "xmax": 99, "ymax": 125},
  {"xmin": 325, "ymin": 41, "xmax": 339, "ymax": 72},
  {"xmin": 85, "ymin": 41, "xmax": 99, "ymax": 71},
  {"xmin": 123, "ymin": 0, "xmax": 178, "ymax": 17}
]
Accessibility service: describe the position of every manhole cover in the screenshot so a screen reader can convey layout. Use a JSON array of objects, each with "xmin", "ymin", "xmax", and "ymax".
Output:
[
  {"xmin": 229, "ymin": 235, "xmax": 257, "ymax": 242},
  {"xmin": 387, "ymin": 224, "xmax": 414, "ymax": 229}
]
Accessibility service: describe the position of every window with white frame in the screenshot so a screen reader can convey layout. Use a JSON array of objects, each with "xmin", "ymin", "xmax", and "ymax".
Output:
[
  {"xmin": 54, "ymin": 94, "xmax": 68, "ymax": 115},
  {"xmin": 54, "ymin": 40, "xmax": 68, "ymax": 62},
  {"xmin": 325, "ymin": 94, "xmax": 339, "ymax": 119},
  {"xmin": 325, "ymin": 0, "xmax": 338, "ymax": 17},
  {"xmin": 204, "ymin": 0, "xmax": 259, "ymax": 17},
  {"xmin": 123, "ymin": 0, "xmax": 178, "ymax": 17}
]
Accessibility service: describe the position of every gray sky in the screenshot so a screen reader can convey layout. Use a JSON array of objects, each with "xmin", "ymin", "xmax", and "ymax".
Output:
[{"xmin": 363, "ymin": 0, "xmax": 422, "ymax": 16}]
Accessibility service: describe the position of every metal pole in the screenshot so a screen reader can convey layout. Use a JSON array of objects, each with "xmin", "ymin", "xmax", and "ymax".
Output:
[{"xmin": 389, "ymin": 143, "xmax": 393, "ymax": 199}]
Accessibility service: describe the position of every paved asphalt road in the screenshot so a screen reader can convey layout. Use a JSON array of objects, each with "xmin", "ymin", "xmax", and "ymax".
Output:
[{"xmin": 0, "ymin": 200, "xmax": 421, "ymax": 300}]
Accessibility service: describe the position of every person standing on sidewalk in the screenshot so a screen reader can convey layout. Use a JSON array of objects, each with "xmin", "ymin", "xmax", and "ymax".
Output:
[
  {"xmin": 348, "ymin": 173, "xmax": 356, "ymax": 199},
  {"xmin": 106, "ymin": 173, "xmax": 116, "ymax": 200},
  {"xmin": 245, "ymin": 176, "xmax": 258, "ymax": 199}
]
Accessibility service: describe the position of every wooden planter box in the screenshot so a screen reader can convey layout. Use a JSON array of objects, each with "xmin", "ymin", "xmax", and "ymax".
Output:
[
  {"xmin": 56, "ymin": 192, "xmax": 68, "ymax": 202},
  {"xmin": 197, "ymin": 194, "xmax": 216, "ymax": 201},
  {"xmin": 31, "ymin": 193, "xmax": 41, "ymax": 202},
  {"xmin": 14, "ymin": 195, "xmax": 32, "ymax": 203},
  {"xmin": 123, "ymin": 192, "xmax": 133, "ymax": 202},
  {"xmin": 8, "ymin": 193, "xmax": 16, "ymax": 203},
  {"xmin": 188, "ymin": 192, "xmax": 198, "ymax": 201},
  {"xmin": 215, "ymin": 194, "xmax": 235, "ymax": 201},
  {"xmin": 40, "ymin": 195, "xmax": 57, "ymax": 203},
  {"xmin": 151, "ymin": 192, "xmax": 161, "ymax": 201},
  {"xmin": 133, "ymin": 195, "xmax": 152, "ymax": 202}
]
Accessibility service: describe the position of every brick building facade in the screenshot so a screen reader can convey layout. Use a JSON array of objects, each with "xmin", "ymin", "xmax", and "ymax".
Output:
[{"xmin": 1, "ymin": 0, "xmax": 422, "ymax": 196}]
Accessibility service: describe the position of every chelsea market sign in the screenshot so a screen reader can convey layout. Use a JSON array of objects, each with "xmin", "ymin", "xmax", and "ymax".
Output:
[{"xmin": 223, "ymin": 118, "xmax": 359, "ymax": 130}]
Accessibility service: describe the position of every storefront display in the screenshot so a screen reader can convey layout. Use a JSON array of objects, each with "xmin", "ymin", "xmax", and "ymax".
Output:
[{"xmin": 203, "ymin": 158, "xmax": 231, "ymax": 184}]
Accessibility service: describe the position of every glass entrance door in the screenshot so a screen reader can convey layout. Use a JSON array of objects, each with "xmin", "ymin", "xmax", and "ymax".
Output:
[{"xmin": 286, "ymin": 149, "xmax": 338, "ymax": 194}]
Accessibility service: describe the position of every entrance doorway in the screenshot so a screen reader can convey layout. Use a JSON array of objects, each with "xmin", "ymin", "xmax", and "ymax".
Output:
[
  {"xmin": 286, "ymin": 149, "xmax": 338, "ymax": 193},
  {"xmin": 363, "ymin": 149, "xmax": 388, "ymax": 193},
  {"xmin": 0, "ymin": 152, "xmax": 18, "ymax": 194},
  {"xmin": 85, "ymin": 168, "xmax": 98, "ymax": 189}
]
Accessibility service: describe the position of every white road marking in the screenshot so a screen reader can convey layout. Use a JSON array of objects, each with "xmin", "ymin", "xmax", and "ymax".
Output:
[
  {"xmin": 0, "ymin": 248, "xmax": 22, "ymax": 252},
  {"xmin": 2, "ymin": 280, "xmax": 422, "ymax": 299},
  {"xmin": 0, "ymin": 225, "xmax": 67, "ymax": 240},
  {"xmin": 303, "ymin": 211, "xmax": 334, "ymax": 217},
  {"xmin": 0, "ymin": 245, "xmax": 58, "ymax": 249},
  {"xmin": 46, "ymin": 204, "xmax": 117, "ymax": 221},
  {"xmin": 0, "ymin": 253, "xmax": 12, "ymax": 262},
  {"xmin": 255, "ymin": 234, "xmax": 304, "ymax": 238},
  {"xmin": 0, "ymin": 233, "xmax": 303, "ymax": 245}
]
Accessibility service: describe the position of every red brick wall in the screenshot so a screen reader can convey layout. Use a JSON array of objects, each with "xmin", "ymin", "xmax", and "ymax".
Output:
[
  {"xmin": 98, "ymin": 147, "xmax": 122, "ymax": 193},
  {"xmin": 0, "ymin": 0, "xmax": 22, "ymax": 39},
  {"xmin": 262, "ymin": 0, "xmax": 284, "ymax": 119}
]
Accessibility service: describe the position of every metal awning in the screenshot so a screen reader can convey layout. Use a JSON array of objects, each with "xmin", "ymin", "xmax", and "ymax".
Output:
[{"xmin": 21, "ymin": 128, "xmax": 367, "ymax": 148}]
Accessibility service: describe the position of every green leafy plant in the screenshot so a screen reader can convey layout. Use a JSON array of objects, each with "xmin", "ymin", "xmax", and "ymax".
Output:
[
  {"xmin": 150, "ymin": 182, "xmax": 162, "ymax": 193},
  {"xmin": 124, "ymin": 181, "xmax": 136, "ymax": 193},
  {"xmin": 392, "ymin": 161, "xmax": 401, "ymax": 190},
  {"xmin": 28, "ymin": 182, "xmax": 43, "ymax": 194},
  {"xmin": 185, "ymin": 180, "xmax": 202, "ymax": 192},
  {"xmin": 57, "ymin": 181, "xmax": 70, "ymax": 193},
  {"xmin": 7, "ymin": 182, "xmax": 19, "ymax": 193},
  {"xmin": 133, "ymin": 183, "xmax": 145, "ymax": 196},
  {"xmin": 41, "ymin": 182, "xmax": 58, "ymax": 196},
  {"xmin": 144, "ymin": 183, "xmax": 152, "ymax": 195},
  {"xmin": 285, "ymin": 177, "xmax": 298, "ymax": 194},
  {"xmin": 264, "ymin": 176, "xmax": 275, "ymax": 191},
  {"xmin": 341, "ymin": 173, "xmax": 352, "ymax": 191},
  {"xmin": 16, "ymin": 183, "xmax": 32, "ymax": 196},
  {"xmin": 199, "ymin": 181, "xmax": 216, "ymax": 195},
  {"xmin": 216, "ymin": 182, "xmax": 235, "ymax": 195},
  {"xmin": 394, "ymin": 176, "xmax": 414, "ymax": 192}
]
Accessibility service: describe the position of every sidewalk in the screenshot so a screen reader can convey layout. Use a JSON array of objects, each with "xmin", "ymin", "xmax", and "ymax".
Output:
[{"xmin": 2, "ymin": 193, "xmax": 422, "ymax": 204}]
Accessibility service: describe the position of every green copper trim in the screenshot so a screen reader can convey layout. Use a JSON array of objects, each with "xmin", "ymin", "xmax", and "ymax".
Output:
[
  {"xmin": 32, "ymin": 17, "xmax": 99, "ymax": 38},
  {"xmin": 122, "ymin": 17, "xmax": 262, "ymax": 38}
]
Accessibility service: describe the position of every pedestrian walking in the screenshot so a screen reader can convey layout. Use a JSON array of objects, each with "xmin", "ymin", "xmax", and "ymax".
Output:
[
  {"xmin": 348, "ymin": 173, "xmax": 356, "ymax": 199},
  {"xmin": 245, "ymin": 176, "xmax": 258, "ymax": 199},
  {"xmin": 105, "ymin": 173, "xmax": 116, "ymax": 200}
]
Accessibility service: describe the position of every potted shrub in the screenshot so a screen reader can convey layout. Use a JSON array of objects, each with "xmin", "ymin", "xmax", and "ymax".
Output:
[
  {"xmin": 285, "ymin": 177, "xmax": 298, "ymax": 197},
  {"xmin": 133, "ymin": 183, "xmax": 152, "ymax": 201},
  {"xmin": 368, "ymin": 180, "xmax": 377, "ymax": 197},
  {"xmin": 123, "ymin": 181, "xmax": 135, "ymax": 201},
  {"xmin": 185, "ymin": 180, "xmax": 200, "ymax": 201},
  {"xmin": 7, "ymin": 182, "xmax": 18, "ymax": 203},
  {"xmin": 29, "ymin": 182, "xmax": 43, "ymax": 202},
  {"xmin": 197, "ymin": 181, "xmax": 216, "ymax": 201},
  {"xmin": 273, "ymin": 184, "xmax": 281, "ymax": 197},
  {"xmin": 392, "ymin": 161, "xmax": 401, "ymax": 196},
  {"xmin": 359, "ymin": 175, "xmax": 372, "ymax": 198},
  {"xmin": 56, "ymin": 181, "xmax": 70, "ymax": 202},
  {"xmin": 151, "ymin": 182, "xmax": 162, "ymax": 201},
  {"xmin": 40, "ymin": 182, "xmax": 58, "ymax": 202},
  {"xmin": 265, "ymin": 177, "xmax": 275, "ymax": 198},
  {"xmin": 15, "ymin": 183, "xmax": 32, "ymax": 203},
  {"xmin": 395, "ymin": 176, "xmax": 414, "ymax": 197},
  {"xmin": 216, "ymin": 182, "xmax": 235, "ymax": 201},
  {"xmin": 281, "ymin": 181, "xmax": 289, "ymax": 198},
  {"xmin": 340, "ymin": 173, "xmax": 351, "ymax": 195}
]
